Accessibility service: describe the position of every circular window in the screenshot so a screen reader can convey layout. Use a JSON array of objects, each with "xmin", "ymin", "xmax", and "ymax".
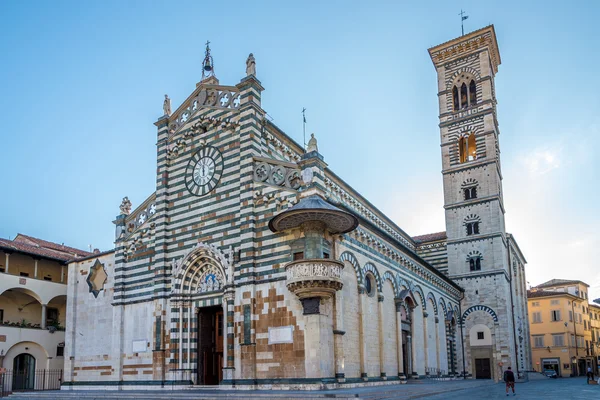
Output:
[{"xmin": 365, "ymin": 274, "xmax": 375, "ymax": 296}]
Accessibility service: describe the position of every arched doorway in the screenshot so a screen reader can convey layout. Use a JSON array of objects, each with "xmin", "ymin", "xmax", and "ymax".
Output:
[
  {"xmin": 12, "ymin": 353, "xmax": 36, "ymax": 391},
  {"xmin": 170, "ymin": 242, "xmax": 232, "ymax": 385}
]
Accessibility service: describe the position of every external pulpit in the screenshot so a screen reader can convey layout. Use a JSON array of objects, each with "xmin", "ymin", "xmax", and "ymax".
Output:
[{"xmin": 269, "ymin": 193, "xmax": 358, "ymax": 381}]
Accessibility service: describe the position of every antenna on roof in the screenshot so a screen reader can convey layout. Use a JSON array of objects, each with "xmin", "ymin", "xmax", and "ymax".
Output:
[
  {"xmin": 302, "ymin": 108, "xmax": 307, "ymax": 150},
  {"xmin": 89, "ymin": 244, "xmax": 92, "ymax": 252}
]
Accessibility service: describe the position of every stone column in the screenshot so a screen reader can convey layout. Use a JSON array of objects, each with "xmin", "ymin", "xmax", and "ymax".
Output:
[
  {"xmin": 358, "ymin": 285, "xmax": 368, "ymax": 380},
  {"xmin": 222, "ymin": 291, "xmax": 235, "ymax": 382},
  {"xmin": 61, "ymin": 265, "xmax": 65, "ymax": 283},
  {"xmin": 112, "ymin": 304, "xmax": 125, "ymax": 383},
  {"xmin": 407, "ymin": 334, "xmax": 413, "ymax": 376},
  {"xmin": 34, "ymin": 258, "xmax": 39, "ymax": 279},
  {"xmin": 301, "ymin": 297, "xmax": 334, "ymax": 379},
  {"xmin": 333, "ymin": 290, "xmax": 345, "ymax": 382},
  {"xmin": 378, "ymin": 294, "xmax": 386, "ymax": 379},
  {"xmin": 5, "ymin": 253, "xmax": 9, "ymax": 273},
  {"xmin": 435, "ymin": 317, "xmax": 441, "ymax": 373},
  {"xmin": 302, "ymin": 221, "xmax": 326, "ymax": 259},
  {"xmin": 178, "ymin": 303, "xmax": 184, "ymax": 369},
  {"xmin": 41, "ymin": 304, "xmax": 47, "ymax": 329},
  {"xmin": 423, "ymin": 311, "xmax": 429, "ymax": 375},
  {"xmin": 187, "ymin": 303, "xmax": 192, "ymax": 369},
  {"xmin": 395, "ymin": 300, "xmax": 405, "ymax": 379}
]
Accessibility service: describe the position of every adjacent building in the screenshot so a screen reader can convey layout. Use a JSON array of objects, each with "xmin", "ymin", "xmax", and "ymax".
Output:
[
  {"xmin": 0, "ymin": 234, "xmax": 90, "ymax": 390},
  {"xmin": 528, "ymin": 279, "xmax": 594, "ymax": 376},
  {"xmin": 590, "ymin": 303, "xmax": 600, "ymax": 372},
  {"xmin": 62, "ymin": 25, "xmax": 530, "ymax": 390}
]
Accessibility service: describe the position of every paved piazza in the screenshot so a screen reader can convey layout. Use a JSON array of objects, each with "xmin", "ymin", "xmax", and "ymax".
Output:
[{"xmin": 6, "ymin": 377, "xmax": 599, "ymax": 399}]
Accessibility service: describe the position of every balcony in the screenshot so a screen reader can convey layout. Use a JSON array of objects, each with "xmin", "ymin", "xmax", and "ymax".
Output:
[
  {"xmin": 285, "ymin": 259, "xmax": 344, "ymax": 299},
  {"xmin": 0, "ymin": 273, "xmax": 67, "ymax": 305}
]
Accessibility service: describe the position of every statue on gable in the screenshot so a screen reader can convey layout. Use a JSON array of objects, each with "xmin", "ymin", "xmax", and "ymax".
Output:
[
  {"xmin": 246, "ymin": 53, "xmax": 256, "ymax": 76},
  {"xmin": 306, "ymin": 133, "xmax": 318, "ymax": 153},
  {"xmin": 119, "ymin": 197, "xmax": 132, "ymax": 215},
  {"xmin": 163, "ymin": 94, "xmax": 172, "ymax": 116}
]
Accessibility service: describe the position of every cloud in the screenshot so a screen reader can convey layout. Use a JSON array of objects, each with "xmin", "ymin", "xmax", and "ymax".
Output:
[{"xmin": 521, "ymin": 146, "xmax": 562, "ymax": 177}]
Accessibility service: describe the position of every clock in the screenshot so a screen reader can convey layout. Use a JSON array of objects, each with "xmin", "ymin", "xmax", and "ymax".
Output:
[{"xmin": 185, "ymin": 146, "xmax": 224, "ymax": 196}]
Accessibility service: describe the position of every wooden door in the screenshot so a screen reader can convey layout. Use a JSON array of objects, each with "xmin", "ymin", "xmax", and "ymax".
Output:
[
  {"xmin": 215, "ymin": 311, "xmax": 223, "ymax": 382},
  {"xmin": 475, "ymin": 358, "xmax": 491, "ymax": 379}
]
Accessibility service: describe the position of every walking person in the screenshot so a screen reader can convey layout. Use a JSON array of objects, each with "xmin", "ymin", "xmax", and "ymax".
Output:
[
  {"xmin": 586, "ymin": 366, "xmax": 593, "ymax": 383},
  {"xmin": 504, "ymin": 366, "xmax": 516, "ymax": 396}
]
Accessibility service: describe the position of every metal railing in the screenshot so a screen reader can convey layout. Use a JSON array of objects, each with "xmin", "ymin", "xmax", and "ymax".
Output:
[
  {"xmin": 425, "ymin": 367, "xmax": 446, "ymax": 380},
  {"xmin": 0, "ymin": 369, "xmax": 62, "ymax": 397}
]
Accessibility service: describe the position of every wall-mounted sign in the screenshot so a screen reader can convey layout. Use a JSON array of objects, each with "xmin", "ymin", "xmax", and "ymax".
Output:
[
  {"xmin": 132, "ymin": 340, "xmax": 148, "ymax": 353},
  {"xmin": 268, "ymin": 326, "xmax": 293, "ymax": 344}
]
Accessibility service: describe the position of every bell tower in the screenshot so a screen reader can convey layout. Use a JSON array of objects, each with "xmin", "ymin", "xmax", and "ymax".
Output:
[{"xmin": 428, "ymin": 26, "xmax": 520, "ymax": 378}]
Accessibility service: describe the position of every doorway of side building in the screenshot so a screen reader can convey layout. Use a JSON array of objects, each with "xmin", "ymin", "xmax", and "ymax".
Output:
[
  {"xmin": 541, "ymin": 358, "xmax": 560, "ymax": 377},
  {"xmin": 12, "ymin": 353, "xmax": 36, "ymax": 391},
  {"xmin": 474, "ymin": 358, "xmax": 491, "ymax": 379},
  {"xmin": 401, "ymin": 330, "xmax": 409, "ymax": 377},
  {"xmin": 197, "ymin": 306, "xmax": 223, "ymax": 385}
]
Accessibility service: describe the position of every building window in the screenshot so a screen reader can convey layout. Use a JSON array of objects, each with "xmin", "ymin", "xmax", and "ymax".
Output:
[
  {"xmin": 551, "ymin": 310, "xmax": 561, "ymax": 322},
  {"xmin": 466, "ymin": 222, "xmax": 480, "ymax": 236},
  {"xmin": 459, "ymin": 134, "xmax": 477, "ymax": 163},
  {"xmin": 452, "ymin": 86, "xmax": 459, "ymax": 111},
  {"xmin": 532, "ymin": 312, "xmax": 542, "ymax": 323},
  {"xmin": 323, "ymin": 252, "xmax": 330, "ymax": 259},
  {"xmin": 469, "ymin": 257, "xmax": 481, "ymax": 271},
  {"xmin": 469, "ymin": 79, "xmax": 477, "ymax": 105},
  {"xmin": 365, "ymin": 273, "xmax": 375, "ymax": 297},
  {"xmin": 464, "ymin": 187, "xmax": 478, "ymax": 200},
  {"xmin": 56, "ymin": 346, "xmax": 64, "ymax": 357},
  {"xmin": 47, "ymin": 308, "xmax": 59, "ymax": 326},
  {"xmin": 533, "ymin": 336, "xmax": 544, "ymax": 348},
  {"xmin": 571, "ymin": 334, "xmax": 576, "ymax": 347},
  {"xmin": 569, "ymin": 310, "xmax": 573, "ymax": 322},
  {"xmin": 552, "ymin": 334, "xmax": 564, "ymax": 347},
  {"xmin": 551, "ymin": 299, "xmax": 560, "ymax": 305},
  {"xmin": 43, "ymin": 276, "xmax": 52, "ymax": 281},
  {"xmin": 293, "ymin": 252, "xmax": 304, "ymax": 261},
  {"xmin": 20, "ymin": 272, "xmax": 29, "ymax": 277},
  {"xmin": 477, "ymin": 331, "xmax": 484, "ymax": 340},
  {"xmin": 532, "ymin": 302, "xmax": 540, "ymax": 307}
]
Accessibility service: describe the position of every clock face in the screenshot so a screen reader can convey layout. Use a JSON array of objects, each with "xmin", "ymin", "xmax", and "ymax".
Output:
[{"xmin": 185, "ymin": 146, "xmax": 224, "ymax": 196}]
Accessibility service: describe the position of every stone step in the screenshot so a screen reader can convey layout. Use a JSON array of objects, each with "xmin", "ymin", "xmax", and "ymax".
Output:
[{"xmin": 5, "ymin": 391, "xmax": 360, "ymax": 400}]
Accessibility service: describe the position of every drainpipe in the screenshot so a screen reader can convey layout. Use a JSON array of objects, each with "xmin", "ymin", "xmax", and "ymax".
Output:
[
  {"xmin": 507, "ymin": 239, "xmax": 520, "ymax": 377},
  {"xmin": 459, "ymin": 291, "xmax": 466, "ymax": 379}
]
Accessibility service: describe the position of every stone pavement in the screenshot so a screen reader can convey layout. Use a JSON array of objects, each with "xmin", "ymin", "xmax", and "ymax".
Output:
[{"xmin": 4, "ymin": 377, "xmax": 599, "ymax": 399}]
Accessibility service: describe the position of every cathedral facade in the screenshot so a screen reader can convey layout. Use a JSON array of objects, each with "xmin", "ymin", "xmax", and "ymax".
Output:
[{"xmin": 63, "ymin": 25, "xmax": 530, "ymax": 390}]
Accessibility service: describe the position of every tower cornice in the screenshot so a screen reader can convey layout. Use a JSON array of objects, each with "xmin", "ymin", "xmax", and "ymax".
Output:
[{"xmin": 428, "ymin": 25, "xmax": 501, "ymax": 74}]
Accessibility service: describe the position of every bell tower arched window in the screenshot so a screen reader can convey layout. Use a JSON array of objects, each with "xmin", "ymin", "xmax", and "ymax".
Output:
[
  {"xmin": 459, "ymin": 134, "xmax": 477, "ymax": 163},
  {"xmin": 460, "ymin": 83, "xmax": 468, "ymax": 109},
  {"xmin": 451, "ymin": 73, "xmax": 477, "ymax": 111},
  {"xmin": 469, "ymin": 80, "xmax": 477, "ymax": 105},
  {"xmin": 469, "ymin": 257, "xmax": 481, "ymax": 271},
  {"xmin": 466, "ymin": 222, "xmax": 479, "ymax": 236},
  {"xmin": 464, "ymin": 186, "xmax": 477, "ymax": 200},
  {"xmin": 452, "ymin": 86, "xmax": 459, "ymax": 111}
]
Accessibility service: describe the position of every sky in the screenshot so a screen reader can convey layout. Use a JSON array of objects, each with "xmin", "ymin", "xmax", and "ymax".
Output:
[{"xmin": 0, "ymin": 1, "xmax": 598, "ymax": 299}]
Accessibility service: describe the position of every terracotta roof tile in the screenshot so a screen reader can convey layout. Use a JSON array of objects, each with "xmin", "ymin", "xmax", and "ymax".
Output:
[
  {"xmin": 527, "ymin": 290, "xmax": 579, "ymax": 299},
  {"xmin": 13, "ymin": 233, "xmax": 90, "ymax": 257},
  {"xmin": 0, "ymin": 235, "xmax": 92, "ymax": 263},
  {"xmin": 412, "ymin": 231, "xmax": 447, "ymax": 244},
  {"xmin": 536, "ymin": 279, "xmax": 589, "ymax": 288}
]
